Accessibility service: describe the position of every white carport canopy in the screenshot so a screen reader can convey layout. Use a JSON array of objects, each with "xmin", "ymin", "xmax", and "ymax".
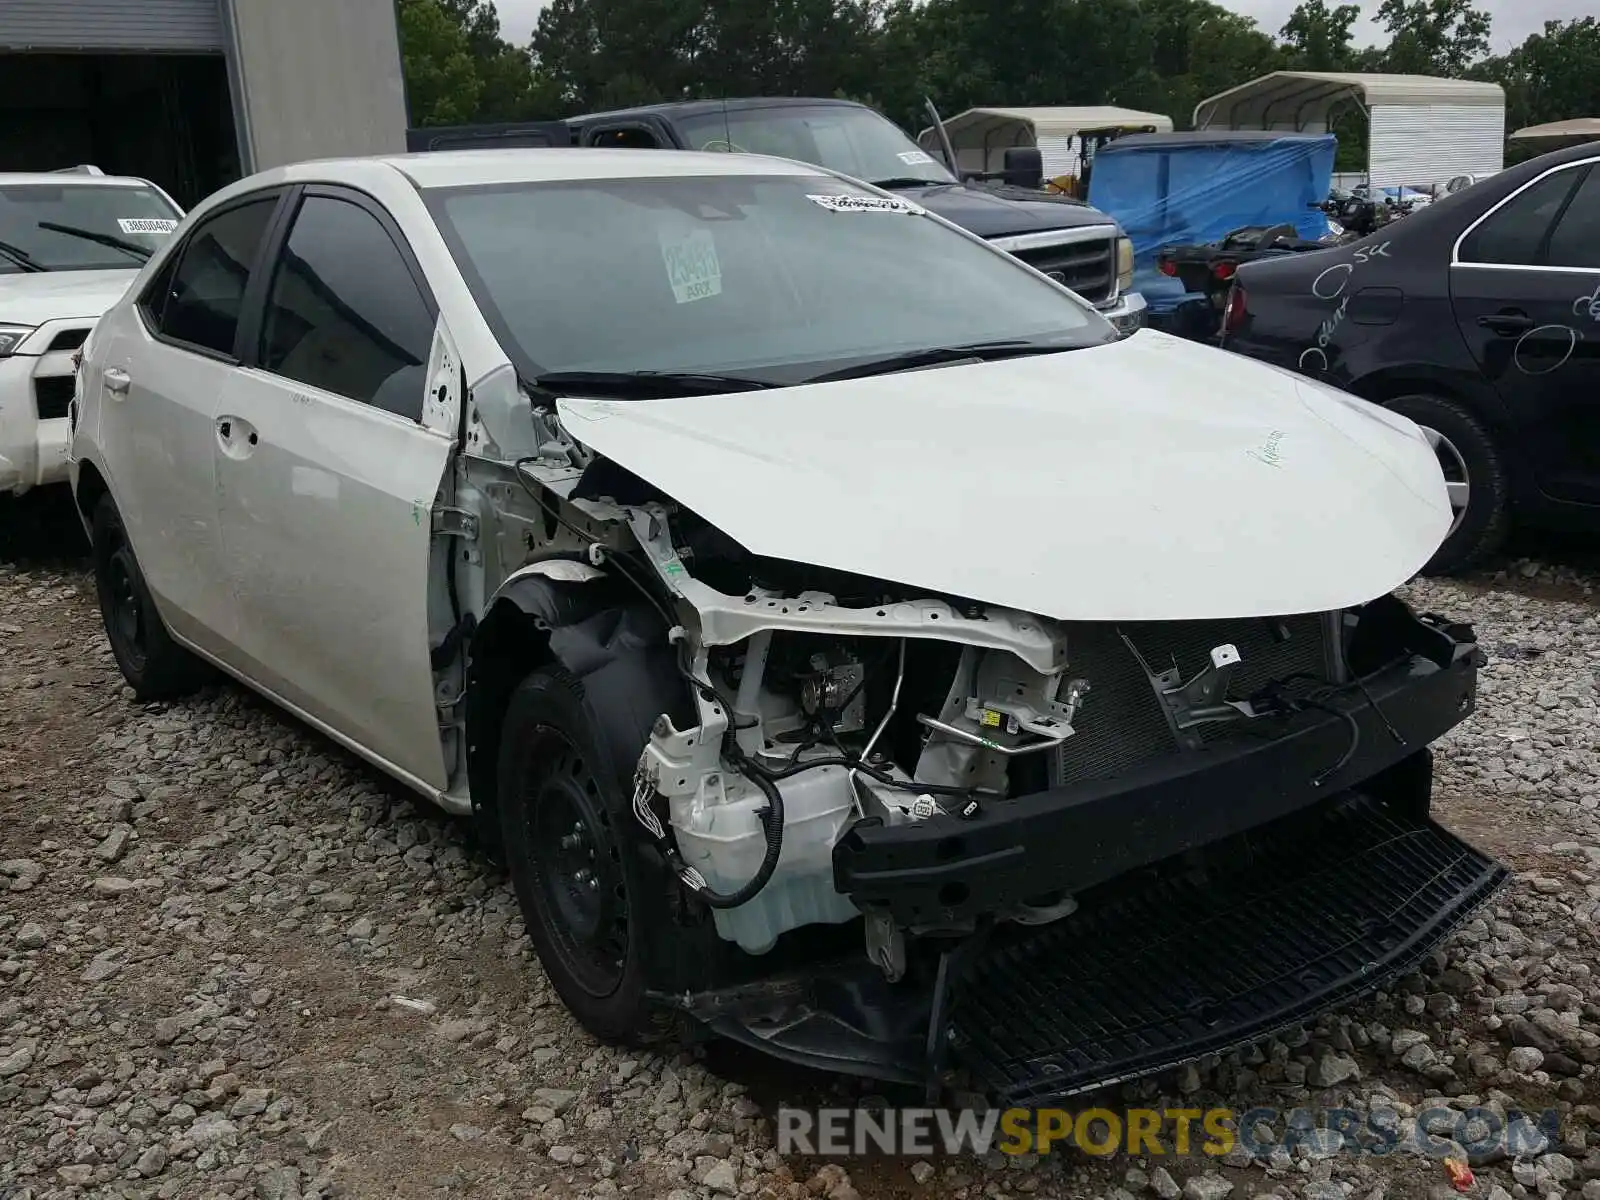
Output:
[
  {"xmin": 917, "ymin": 106, "xmax": 1174, "ymax": 179},
  {"xmin": 1193, "ymin": 72, "xmax": 1505, "ymax": 189},
  {"xmin": 1511, "ymin": 118, "xmax": 1600, "ymax": 141}
]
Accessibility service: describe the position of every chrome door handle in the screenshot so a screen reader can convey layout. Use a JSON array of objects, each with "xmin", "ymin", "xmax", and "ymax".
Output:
[{"xmin": 104, "ymin": 368, "xmax": 131, "ymax": 395}]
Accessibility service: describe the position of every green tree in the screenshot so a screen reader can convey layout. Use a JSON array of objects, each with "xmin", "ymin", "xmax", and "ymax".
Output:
[
  {"xmin": 1119, "ymin": 0, "xmax": 1284, "ymax": 129},
  {"xmin": 1279, "ymin": 0, "xmax": 1361, "ymax": 70},
  {"xmin": 398, "ymin": 0, "xmax": 484, "ymax": 125},
  {"xmin": 1375, "ymin": 0, "xmax": 1491, "ymax": 75},
  {"xmin": 1479, "ymin": 18, "xmax": 1600, "ymax": 139},
  {"xmin": 531, "ymin": 0, "xmax": 881, "ymax": 113},
  {"xmin": 435, "ymin": 0, "xmax": 547, "ymax": 119},
  {"xmin": 399, "ymin": 0, "xmax": 558, "ymax": 124}
]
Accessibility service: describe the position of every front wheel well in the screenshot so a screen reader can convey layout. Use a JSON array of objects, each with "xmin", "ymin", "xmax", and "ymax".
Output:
[
  {"xmin": 464, "ymin": 600, "xmax": 556, "ymax": 860},
  {"xmin": 463, "ymin": 574, "xmax": 696, "ymax": 860},
  {"xmin": 1348, "ymin": 372, "xmax": 1520, "ymax": 489},
  {"xmin": 1349, "ymin": 372, "xmax": 1469, "ymax": 407}
]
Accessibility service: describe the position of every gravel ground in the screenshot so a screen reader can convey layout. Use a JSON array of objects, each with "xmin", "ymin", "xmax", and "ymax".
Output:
[{"xmin": 6, "ymin": 493, "xmax": 1600, "ymax": 1200}]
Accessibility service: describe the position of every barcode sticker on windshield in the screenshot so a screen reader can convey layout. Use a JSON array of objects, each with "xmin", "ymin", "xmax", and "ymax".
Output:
[
  {"xmin": 897, "ymin": 150, "xmax": 934, "ymax": 165},
  {"xmin": 117, "ymin": 218, "xmax": 178, "ymax": 235},
  {"xmin": 658, "ymin": 227, "xmax": 722, "ymax": 305},
  {"xmin": 806, "ymin": 194, "xmax": 925, "ymax": 216}
]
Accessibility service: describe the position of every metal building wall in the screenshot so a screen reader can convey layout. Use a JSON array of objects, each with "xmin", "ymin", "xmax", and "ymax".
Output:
[
  {"xmin": 221, "ymin": 0, "xmax": 408, "ymax": 173},
  {"xmin": 1368, "ymin": 104, "xmax": 1505, "ymax": 189},
  {"xmin": 0, "ymin": 0, "xmax": 224, "ymax": 51}
]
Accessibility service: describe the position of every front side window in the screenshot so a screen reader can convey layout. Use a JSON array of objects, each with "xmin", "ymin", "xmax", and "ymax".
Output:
[
  {"xmin": 259, "ymin": 195, "xmax": 434, "ymax": 420},
  {"xmin": 0, "ymin": 182, "xmax": 182, "ymax": 274},
  {"xmin": 156, "ymin": 197, "xmax": 278, "ymax": 356},
  {"xmin": 425, "ymin": 172, "xmax": 1114, "ymax": 385},
  {"xmin": 674, "ymin": 105, "xmax": 954, "ymax": 188},
  {"xmin": 1459, "ymin": 169, "xmax": 1583, "ymax": 266}
]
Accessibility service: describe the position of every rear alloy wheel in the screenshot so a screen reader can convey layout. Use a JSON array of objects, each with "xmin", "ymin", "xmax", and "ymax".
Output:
[
  {"xmin": 1420, "ymin": 425, "xmax": 1471, "ymax": 541},
  {"xmin": 1385, "ymin": 394, "xmax": 1510, "ymax": 576},
  {"xmin": 90, "ymin": 494, "xmax": 212, "ymax": 700}
]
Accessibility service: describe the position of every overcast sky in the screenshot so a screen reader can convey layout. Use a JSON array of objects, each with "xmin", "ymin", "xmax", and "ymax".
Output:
[{"xmin": 488, "ymin": 0, "xmax": 1569, "ymax": 61}]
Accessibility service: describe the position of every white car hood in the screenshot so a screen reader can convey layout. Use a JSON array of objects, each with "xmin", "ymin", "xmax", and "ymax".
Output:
[
  {"xmin": 0, "ymin": 269, "xmax": 139, "ymax": 327},
  {"xmin": 556, "ymin": 330, "xmax": 1453, "ymax": 623}
]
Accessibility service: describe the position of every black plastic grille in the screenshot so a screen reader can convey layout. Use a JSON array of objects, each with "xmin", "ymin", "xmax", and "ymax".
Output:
[
  {"xmin": 951, "ymin": 794, "xmax": 1507, "ymax": 1106},
  {"xmin": 1009, "ymin": 238, "xmax": 1114, "ymax": 304},
  {"xmin": 34, "ymin": 376, "xmax": 74, "ymax": 420},
  {"xmin": 1051, "ymin": 613, "xmax": 1331, "ymax": 785}
]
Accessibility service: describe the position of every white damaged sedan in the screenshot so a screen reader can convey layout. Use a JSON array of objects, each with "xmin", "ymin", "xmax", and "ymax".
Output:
[{"xmin": 70, "ymin": 147, "xmax": 1504, "ymax": 1103}]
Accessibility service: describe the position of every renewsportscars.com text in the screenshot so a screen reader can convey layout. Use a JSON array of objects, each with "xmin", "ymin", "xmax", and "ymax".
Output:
[{"xmin": 777, "ymin": 1105, "xmax": 1565, "ymax": 1159}]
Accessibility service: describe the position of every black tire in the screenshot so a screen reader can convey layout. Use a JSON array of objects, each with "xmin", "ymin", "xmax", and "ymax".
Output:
[
  {"xmin": 1385, "ymin": 393, "xmax": 1511, "ymax": 576},
  {"xmin": 90, "ymin": 494, "xmax": 212, "ymax": 700},
  {"xmin": 497, "ymin": 664, "xmax": 678, "ymax": 1045}
]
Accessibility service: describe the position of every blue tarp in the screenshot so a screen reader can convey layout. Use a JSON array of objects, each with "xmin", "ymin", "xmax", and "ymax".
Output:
[{"xmin": 1088, "ymin": 132, "xmax": 1337, "ymax": 284}]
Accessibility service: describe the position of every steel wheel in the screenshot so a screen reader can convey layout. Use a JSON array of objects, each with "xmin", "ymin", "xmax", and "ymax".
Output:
[
  {"xmin": 521, "ymin": 728, "xmax": 629, "ymax": 997},
  {"xmin": 105, "ymin": 539, "xmax": 147, "ymax": 671},
  {"xmin": 1420, "ymin": 424, "xmax": 1470, "ymax": 538}
]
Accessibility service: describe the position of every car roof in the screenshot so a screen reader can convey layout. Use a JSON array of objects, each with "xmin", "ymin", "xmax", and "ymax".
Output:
[
  {"xmin": 570, "ymin": 97, "xmax": 862, "ymax": 125},
  {"xmin": 0, "ymin": 172, "xmax": 158, "ymax": 187},
  {"xmin": 240, "ymin": 147, "xmax": 832, "ymax": 193}
]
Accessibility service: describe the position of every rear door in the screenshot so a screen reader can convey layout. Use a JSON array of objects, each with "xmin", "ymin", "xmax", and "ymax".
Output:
[
  {"xmin": 211, "ymin": 185, "xmax": 454, "ymax": 791},
  {"xmin": 1450, "ymin": 156, "xmax": 1600, "ymax": 505},
  {"xmin": 95, "ymin": 189, "xmax": 284, "ymax": 656}
]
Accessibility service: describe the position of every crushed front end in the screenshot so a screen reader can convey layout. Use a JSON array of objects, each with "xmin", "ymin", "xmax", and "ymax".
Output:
[{"xmin": 604, "ymin": 498, "xmax": 1505, "ymax": 1105}]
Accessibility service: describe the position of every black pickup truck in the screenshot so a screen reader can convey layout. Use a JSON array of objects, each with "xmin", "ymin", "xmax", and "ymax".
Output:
[{"xmin": 407, "ymin": 97, "xmax": 1147, "ymax": 333}]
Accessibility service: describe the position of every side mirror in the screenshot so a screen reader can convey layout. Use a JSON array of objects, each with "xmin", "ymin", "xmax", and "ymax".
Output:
[{"xmin": 1001, "ymin": 146, "xmax": 1044, "ymax": 190}]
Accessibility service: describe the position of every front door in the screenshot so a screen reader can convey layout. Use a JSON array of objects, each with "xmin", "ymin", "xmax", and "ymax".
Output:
[
  {"xmin": 95, "ymin": 190, "xmax": 283, "ymax": 656},
  {"xmin": 1450, "ymin": 156, "xmax": 1600, "ymax": 505},
  {"xmin": 211, "ymin": 185, "xmax": 454, "ymax": 791}
]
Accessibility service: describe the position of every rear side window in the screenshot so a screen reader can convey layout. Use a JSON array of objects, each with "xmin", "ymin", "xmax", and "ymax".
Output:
[
  {"xmin": 1459, "ymin": 169, "xmax": 1582, "ymax": 266},
  {"xmin": 1546, "ymin": 166, "xmax": 1600, "ymax": 269},
  {"xmin": 258, "ymin": 194, "xmax": 434, "ymax": 421},
  {"xmin": 154, "ymin": 197, "xmax": 278, "ymax": 355}
]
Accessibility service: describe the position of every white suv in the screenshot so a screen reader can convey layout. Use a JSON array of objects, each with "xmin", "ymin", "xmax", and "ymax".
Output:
[{"xmin": 0, "ymin": 167, "xmax": 182, "ymax": 496}]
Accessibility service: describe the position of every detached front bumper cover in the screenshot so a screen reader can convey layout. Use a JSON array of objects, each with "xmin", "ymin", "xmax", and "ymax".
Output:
[{"xmin": 663, "ymin": 605, "xmax": 1506, "ymax": 1104}]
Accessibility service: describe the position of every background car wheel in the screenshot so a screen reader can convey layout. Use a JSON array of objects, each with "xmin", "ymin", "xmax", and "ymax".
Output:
[
  {"xmin": 497, "ymin": 664, "xmax": 681, "ymax": 1045},
  {"xmin": 1385, "ymin": 393, "xmax": 1510, "ymax": 577},
  {"xmin": 90, "ymin": 494, "xmax": 212, "ymax": 700}
]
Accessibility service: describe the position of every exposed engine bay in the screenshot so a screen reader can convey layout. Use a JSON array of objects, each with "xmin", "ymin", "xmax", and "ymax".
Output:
[
  {"xmin": 485, "ymin": 420, "xmax": 1481, "ymax": 948},
  {"xmin": 455, "ymin": 390, "xmax": 1505, "ymax": 1104}
]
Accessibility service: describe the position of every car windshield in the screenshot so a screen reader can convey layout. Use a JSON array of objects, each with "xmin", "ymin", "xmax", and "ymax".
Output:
[
  {"xmin": 673, "ymin": 104, "xmax": 956, "ymax": 188},
  {"xmin": 0, "ymin": 182, "xmax": 180, "ymax": 273},
  {"xmin": 425, "ymin": 172, "xmax": 1115, "ymax": 386}
]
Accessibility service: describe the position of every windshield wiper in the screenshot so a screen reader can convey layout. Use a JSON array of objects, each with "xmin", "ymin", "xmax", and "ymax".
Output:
[
  {"xmin": 37, "ymin": 221, "xmax": 152, "ymax": 262},
  {"xmin": 866, "ymin": 177, "xmax": 943, "ymax": 189},
  {"xmin": 802, "ymin": 340, "xmax": 1073, "ymax": 384},
  {"xmin": 532, "ymin": 370, "xmax": 777, "ymax": 399},
  {"xmin": 0, "ymin": 239, "xmax": 47, "ymax": 273}
]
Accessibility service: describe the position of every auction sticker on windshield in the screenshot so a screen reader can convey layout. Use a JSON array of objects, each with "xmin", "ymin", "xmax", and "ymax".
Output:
[
  {"xmin": 897, "ymin": 150, "xmax": 935, "ymax": 165},
  {"xmin": 658, "ymin": 226, "xmax": 722, "ymax": 304},
  {"xmin": 117, "ymin": 218, "xmax": 178, "ymax": 235},
  {"xmin": 806, "ymin": 194, "xmax": 925, "ymax": 216}
]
